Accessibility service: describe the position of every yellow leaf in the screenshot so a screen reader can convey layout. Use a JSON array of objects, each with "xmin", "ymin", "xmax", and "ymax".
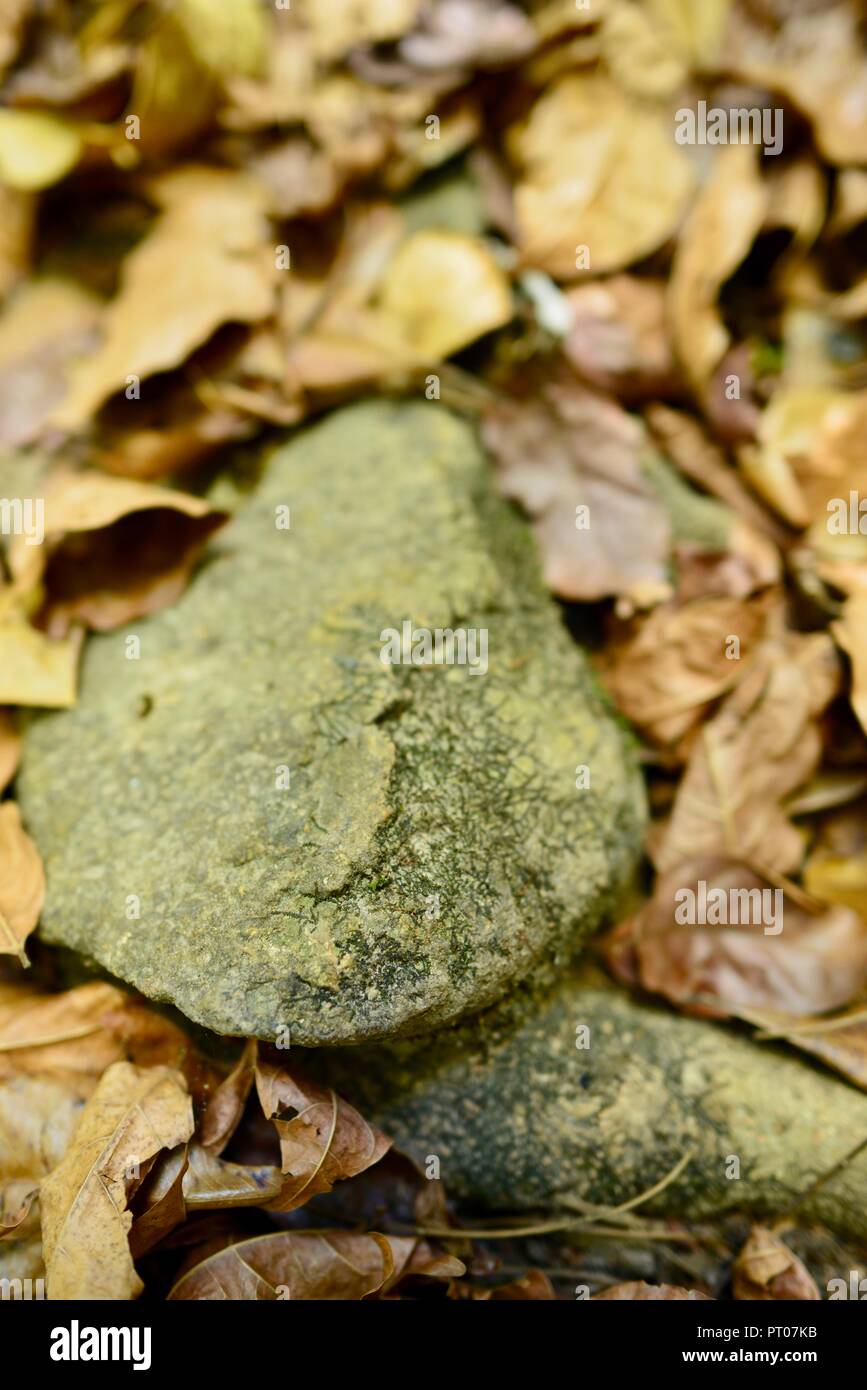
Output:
[
  {"xmin": 377, "ymin": 230, "xmax": 512, "ymax": 359},
  {"xmin": 0, "ymin": 111, "xmax": 82, "ymax": 191},
  {"xmin": 40, "ymin": 1062, "xmax": 193, "ymax": 1300}
]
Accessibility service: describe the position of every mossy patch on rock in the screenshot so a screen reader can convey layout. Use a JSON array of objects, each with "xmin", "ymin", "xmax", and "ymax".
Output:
[{"xmin": 18, "ymin": 401, "xmax": 644, "ymax": 1044}]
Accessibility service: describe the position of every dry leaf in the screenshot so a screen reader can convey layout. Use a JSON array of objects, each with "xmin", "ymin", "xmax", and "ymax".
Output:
[
  {"xmin": 9, "ymin": 472, "xmax": 228, "ymax": 637},
  {"xmin": 668, "ymin": 145, "xmax": 767, "ymax": 392},
  {"xmin": 594, "ymin": 1282, "xmax": 712, "ymax": 1300},
  {"xmin": 169, "ymin": 1229, "xmax": 398, "ymax": 1300},
  {"xmin": 605, "ymin": 856, "xmax": 867, "ymax": 1019},
  {"xmin": 40, "ymin": 1061, "xmax": 194, "ymax": 1300},
  {"xmin": 255, "ymin": 1053, "xmax": 391, "ymax": 1212},
  {"xmin": 832, "ymin": 593, "xmax": 867, "ymax": 736},
  {"xmin": 655, "ymin": 633, "xmax": 840, "ymax": 874},
  {"xmin": 0, "ymin": 185, "xmax": 33, "ymax": 300},
  {"xmin": 0, "ymin": 1073, "xmax": 91, "ymax": 1241},
  {"xmin": 510, "ymin": 74, "xmax": 693, "ymax": 279},
  {"xmin": 0, "ymin": 593, "xmax": 80, "ymax": 707},
  {"xmin": 733, "ymin": 1227, "xmax": 820, "ymax": 1301},
  {"xmin": 0, "ymin": 110, "xmax": 82, "ymax": 191},
  {"xmin": 747, "ymin": 1004, "xmax": 867, "ymax": 1091},
  {"xmin": 563, "ymin": 276, "xmax": 676, "ymax": 401},
  {"xmin": 375, "ymin": 230, "xmax": 513, "ymax": 360},
  {"xmin": 484, "ymin": 381, "xmax": 672, "ymax": 604},
  {"xmin": 0, "ymin": 803, "xmax": 44, "ymax": 965},
  {"xmin": 0, "ymin": 278, "xmax": 102, "ymax": 447},
  {"xmin": 600, "ymin": 595, "xmax": 773, "ymax": 753},
  {"xmin": 0, "ymin": 710, "xmax": 19, "ymax": 793},
  {"xmin": 182, "ymin": 1143, "xmax": 283, "ymax": 1210},
  {"xmin": 52, "ymin": 167, "xmax": 276, "ymax": 429},
  {"xmin": 199, "ymin": 1040, "xmax": 257, "ymax": 1156}
]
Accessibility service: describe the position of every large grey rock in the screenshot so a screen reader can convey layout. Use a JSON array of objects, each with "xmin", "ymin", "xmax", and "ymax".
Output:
[
  {"xmin": 305, "ymin": 967, "xmax": 867, "ymax": 1240},
  {"xmin": 19, "ymin": 401, "xmax": 644, "ymax": 1045}
]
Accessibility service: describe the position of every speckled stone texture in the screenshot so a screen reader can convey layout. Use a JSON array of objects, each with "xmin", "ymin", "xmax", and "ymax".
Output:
[
  {"xmin": 18, "ymin": 400, "xmax": 644, "ymax": 1044},
  {"xmin": 304, "ymin": 968, "xmax": 867, "ymax": 1238}
]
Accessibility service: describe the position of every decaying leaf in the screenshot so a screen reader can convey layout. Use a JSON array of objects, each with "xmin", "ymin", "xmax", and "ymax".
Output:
[
  {"xmin": 484, "ymin": 381, "xmax": 672, "ymax": 605},
  {"xmin": 605, "ymin": 856, "xmax": 867, "ymax": 1019},
  {"xmin": 40, "ymin": 1061, "xmax": 194, "ymax": 1300},
  {"xmin": 833, "ymin": 593, "xmax": 867, "ymax": 737},
  {"xmin": 668, "ymin": 145, "xmax": 768, "ymax": 392},
  {"xmin": 52, "ymin": 168, "xmax": 277, "ymax": 429},
  {"xmin": 0, "ymin": 1073, "xmax": 91, "ymax": 1241},
  {"xmin": 594, "ymin": 1282, "xmax": 712, "ymax": 1300},
  {"xmin": 199, "ymin": 1040, "xmax": 257, "ymax": 1156},
  {"xmin": 600, "ymin": 595, "xmax": 775, "ymax": 753},
  {"xmin": 9, "ymin": 472, "xmax": 228, "ymax": 637},
  {"xmin": 732, "ymin": 1227, "xmax": 820, "ymax": 1301},
  {"xmin": 563, "ymin": 276, "xmax": 675, "ymax": 400},
  {"xmin": 0, "ymin": 711, "xmax": 19, "ymax": 793},
  {"xmin": 0, "ymin": 803, "xmax": 44, "ymax": 965},
  {"xmin": 256, "ymin": 1053, "xmax": 392, "ymax": 1212},
  {"xmin": 509, "ymin": 74, "xmax": 693, "ymax": 278},
  {"xmin": 655, "ymin": 633, "xmax": 840, "ymax": 875},
  {"xmin": 169, "ymin": 1229, "xmax": 399, "ymax": 1300}
]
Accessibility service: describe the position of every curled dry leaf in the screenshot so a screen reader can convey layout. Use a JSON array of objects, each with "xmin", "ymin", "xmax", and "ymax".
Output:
[
  {"xmin": 484, "ymin": 381, "xmax": 672, "ymax": 605},
  {"xmin": 605, "ymin": 855, "xmax": 867, "ymax": 1019},
  {"xmin": 668, "ymin": 144, "xmax": 767, "ymax": 393},
  {"xmin": 655, "ymin": 633, "xmax": 840, "ymax": 875},
  {"xmin": 0, "ymin": 803, "xmax": 44, "ymax": 965},
  {"xmin": 509, "ymin": 74, "xmax": 693, "ymax": 279},
  {"xmin": 40, "ymin": 1061, "xmax": 194, "ymax": 1300},
  {"xmin": 169, "ymin": 1229, "xmax": 399, "ymax": 1300},
  {"xmin": 9, "ymin": 472, "xmax": 228, "ymax": 637},
  {"xmin": 599, "ymin": 595, "xmax": 775, "ymax": 754},
  {"xmin": 182, "ymin": 1142, "xmax": 282, "ymax": 1210},
  {"xmin": 255, "ymin": 1053, "xmax": 392, "ymax": 1212},
  {"xmin": 832, "ymin": 593, "xmax": 867, "ymax": 737},
  {"xmin": 199, "ymin": 1039, "xmax": 257, "ymax": 1156},
  {"xmin": 732, "ymin": 1227, "xmax": 820, "ymax": 1301},
  {"xmin": 593, "ymin": 1282, "xmax": 712, "ymax": 1301},
  {"xmin": 0, "ymin": 710, "xmax": 19, "ymax": 793},
  {"xmin": 0, "ymin": 1073, "xmax": 91, "ymax": 1241},
  {"xmin": 51, "ymin": 167, "xmax": 277, "ymax": 429}
]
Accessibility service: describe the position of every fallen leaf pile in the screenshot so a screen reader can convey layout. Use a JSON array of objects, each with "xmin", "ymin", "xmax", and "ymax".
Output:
[{"xmin": 2, "ymin": 0, "xmax": 867, "ymax": 1300}]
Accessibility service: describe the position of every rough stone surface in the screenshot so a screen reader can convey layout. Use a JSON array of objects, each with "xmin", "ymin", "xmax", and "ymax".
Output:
[
  {"xmin": 303, "ymin": 967, "xmax": 867, "ymax": 1239},
  {"xmin": 19, "ymin": 401, "xmax": 644, "ymax": 1045}
]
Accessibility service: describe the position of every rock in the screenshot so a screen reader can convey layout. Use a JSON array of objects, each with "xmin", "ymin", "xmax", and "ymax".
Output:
[
  {"xmin": 18, "ymin": 401, "xmax": 644, "ymax": 1045},
  {"xmin": 303, "ymin": 967, "xmax": 867, "ymax": 1241}
]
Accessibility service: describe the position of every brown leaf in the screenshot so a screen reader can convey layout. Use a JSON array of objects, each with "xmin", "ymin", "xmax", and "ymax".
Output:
[
  {"xmin": 600, "ymin": 595, "xmax": 775, "ymax": 754},
  {"xmin": 128, "ymin": 1144, "xmax": 188, "ymax": 1259},
  {"xmin": 0, "ymin": 981, "xmax": 132, "ymax": 1080},
  {"xmin": 605, "ymin": 856, "xmax": 867, "ymax": 1019},
  {"xmin": 168, "ymin": 1229, "xmax": 398, "ymax": 1300},
  {"xmin": 255, "ymin": 1053, "xmax": 392, "ymax": 1212},
  {"xmin": 655, "ymin": 633, "xmax": 840, "ymax": 875},
  {"xmin": 484, "ymin": 381, "xmax": 672, "ymax": 605},
  {"xmin": 0, "ymin": 184, "xmax": 32, "ymax": 301},
  {"xmin": 40, "ymin": 1061, "xmax": 194, "ymax": 1300},
  {"xmin": 0, "ymin": 803, "xmax": 44, "ymax": 965},
  {"xmin": 199, "ymin": 1039, "xmax": 257, "ymax": 1156},
  {"xmin": 744, "ymin": 1003, "xmax": 867, "ymax": 1092},
  {"xmin": 833, "ymin": 593, "xmax": 867, "ymax": 737},
  {"xmin": 593, "ymin": 1282, "xmax": 712, "ymax": 1300},
  {"xmin": 51, "ymin": 167, "xmax": 276, "ymax": 429},
  {"xmin": 0, "ymin": 710, "xmax": 19, "ymax": 792},
  {"xmin": 464, "ymin": 1269, "xmax": 556, "ymax": 1300},
  {"xmin": 10, "ymin": 471, "xmax": 228, "ymax": 637},
  {"xmin": 0, "ymin": 278, "xmax": 101, "ymax": 447},
  {"xmin": 733, "ymin": 1227, "xmax": 820, "ymax": 1301},
  {"xmin": 509, "ymin": 74, "xmax": 693, "ymax": 278},
  {"xmin": 0, "ymin": 1073, "xmax": 91, "ymax": 1241},
  {"xmin": 182, "ymin": 1142, "xmax": 283, "ymax": 1210},
  {"xmin": 668, "ymin": 144, "xmax": 767, "ymax": 392},
  {"xmin": 563, "ymin": 276, "xmax": 676, "ymax": 401}
]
